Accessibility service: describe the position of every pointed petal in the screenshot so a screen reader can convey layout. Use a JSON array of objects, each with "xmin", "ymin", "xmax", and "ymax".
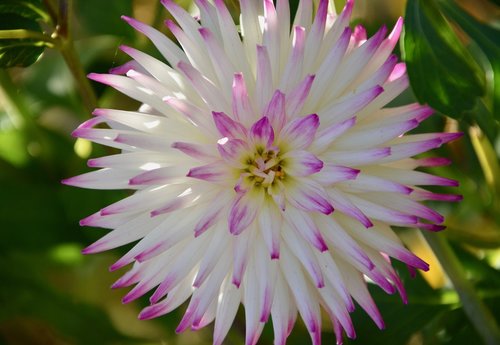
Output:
[
  {"xmin": 282, "ymin": 150, "xmax": 323, "ymax": 177},
  {"xmin": 250, "ymin": 116, "xmax": 275, "ymax": 149},
  {"xmin": 187, "ymin": 162, "xmax": 231, "ymax": 182},
  {"xmin": 279, "ymin": 114, "xmax": 320, "ymax": 150},
  {"xmin": 258, "ymin": 197, "xmax": 282, "ymax": 259},
  {"xmin": 229, "ymin": 190, "xmax": 263, "ymax": 235},
  {"xmin": 232, "ymin": 73, "xmax": 255, "ymax": 125},
  {"xmin": 285, "ymin": 178, "xmax": 333, "ymax": 215},
  {"xmin": 264, "ymin": 90, "xmax": 286, "ymax": 132},
  {"xmin": 212, "ymin": 111, "xmax": 247, "ymax": 139}
]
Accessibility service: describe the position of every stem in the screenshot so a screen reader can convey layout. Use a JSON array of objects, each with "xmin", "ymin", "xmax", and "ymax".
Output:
[
  {"xmin": 59, "ymin": 41, "xmax": 97, "ymax": 114},
  {"xmin": 0, "ymin": 29, "xmax": 56, "ymax": 47},
  {"xmin": 423, "ymin": 232, "xmax": 500, "ymax": 345},
  {"xmin": 56, "ymin": 0, "xmax": 97, "ymax": 114}
]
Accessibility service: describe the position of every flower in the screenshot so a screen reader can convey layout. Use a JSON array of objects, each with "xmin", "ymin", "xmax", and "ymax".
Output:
[{"xmin": 63, "ymin": 0, "xmax": 462, "ymax": 344}]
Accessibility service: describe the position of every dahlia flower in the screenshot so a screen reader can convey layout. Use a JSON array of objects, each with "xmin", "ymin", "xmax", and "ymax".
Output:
[{"xmin": 64, "ymin": 0, "xmax": 461, "ymax": 344}]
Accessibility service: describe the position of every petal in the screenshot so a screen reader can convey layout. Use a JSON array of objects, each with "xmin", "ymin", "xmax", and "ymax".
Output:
[
  {"xmin": 285, "ymin": 178, "xmax": 334, "ymax": 215},
  {"xmin": 250, "ymin": 116, "xmax": 275, "ymax": 149},
  {"xmin": 282, "ymin": 150, "xmax": 323, "ymax": 177},
  {"xmin": 129, "ymin": 166, "xmax": 188, "ymax": 186},
  {"xmin": 212, "ymin": 111, "xmax": 247, "ymax": 139},
  {"xmin": 323, "ymin": 147, "xmax": 391, "ymax": 167},
  {"xmin": 231, "ymin": 224, "xmax": 254, "ymax": 287},
  {"xmin": 303, "ymin": 0, "xmax": 328, "ymax": 71},
  {"xmin": 310, "ymin": 116, "xmax": 357, "ymax": 153},
  {"xmin": 217, "ymin": 138, "xmax": 249, "ymax": 168},
  {"xmin": 193, "ymin": 192, "xmax": 229, "ymax": 237},
  {"xmin": 199, "ymin": 27, "xmax": 236, "ymax": 88},
  {"xmin": 284, "ymin": 207, "xmax": 328, "ymax": 253},
  {"xmin": 139, "ymin": 273, "xmax": 195, "ymax": 319},
  {"xmin": 315, "ymin": 215, "xmax": 375, "ymax": 271},
  {"xmin": 327, "ymin": 189, "xmax": 373, "ymax": 228},
  {"xmin": 228, "ymin": 190, "xmax": 263, "ymax": 235},
  {"xmin": 271, "ymin": 269, "xmax": 297, "ymax": 345},
  {"xmin": 280, "ymin": 26, "xmax": 306, "ymax": 92},
  {"xmin": 232, "ymin": 73, "xmax": 255, "ymax": 125},
  {"xmin": 257, "ymin": 197, "xmax": 282, "ymax": 259},
  {"xmin": 280, "ymin": 247, "xmax": 322, "ymax": 343},
  {"xmin": 305, "ymin": 27, "xmax": 351, "ymax": 111},
  {"xmin": 213, "ymin": 279, "xmax": 242, "ymax": 345},
  {"xmin": 165, "ymin": 97, "xmax": 216, "ymax": 134},
  {"xmin": 193, "ymin": 229, "xmax": 230, "ymax": 287},
  {"xmin": 62, "ymin": 168, "xmax": 137, "ymax": 190},
  {"xmin": 313, "ymin": 163, "xmax": 360, "ymax": 185},
  {"xmin": 255, "ymin": 45, "xmax": 274, "ymax": 112},
  {"xmin": 285, "ymin": 74, "xmax": 315, "ymax": 119},
  {"xmin": 177, "ymin": 61, "xmax": 230, "ymax": 111},
  {"xmin": 121, "ymin": 15, "xmax": 186, "ymax": 67},
  {"xmin": 339, "ymin": 173, "xmax": 413, "ymax": 195},
  {"xmin": 279, "ymin": 114, "xmax": 320, "ymax": 150},
  {"xmin": 263, "ymin": 90, "xmax": 286, "ymax": 132},
  {"xmin": 317, "ymin": 85, "xmax": 384, "ymax": 127},
  {"xmin": 165, "ymin": 19, "xmax": 217, "ymax": 83},
  {"xmin": 172, "ymin": 141, "xmax": 217, "ymax": 160},
  {"xmin": 213, "ymin": 0, "xmax": 252, "ymax": 79},
  {"xmin": 187, "ymin": 162, "xmax": 231, "ymax": 182}
]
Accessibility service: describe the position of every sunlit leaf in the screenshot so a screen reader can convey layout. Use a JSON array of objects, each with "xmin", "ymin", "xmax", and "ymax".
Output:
[
  {"xmin": 438, "ymin": 0, "xmax": 500, "ymax": 120},
  {"xmin": 0, "ymin": 14, "xmax": 46, "ymax": 68},
  {"xmin": 403, "ymin": 0, "xmax": 485, "ymax": 118}
]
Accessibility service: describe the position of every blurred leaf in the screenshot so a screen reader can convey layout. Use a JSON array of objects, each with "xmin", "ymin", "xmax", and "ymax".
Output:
[
  {"xmin": 0, "ymin": 252, "xmax": 137, "ymax": 345},
  {"xmin": 0, "ymin": 128, "xmax": 29, "ymax": 166},
  {"xmin": 75, "ymin": 0, "xmax": 134, "ymax": 39},
  {"xmin": 0, "ymin": 14, "xmax": 46, "ymax": 68},
  {"xmin": 438, "ymin": 0, "xmax": 500, "ymax": 120},
  {"xmin": 0, "ymin": 178, "xmax": 67, "ymax": 251},
  {"xmin": 450, "ymin": 242, "xmax": 500, "ymax": 290},
  {"xmin": 403, "ymin": 0, "xmax": 485, "ymax": 118}
]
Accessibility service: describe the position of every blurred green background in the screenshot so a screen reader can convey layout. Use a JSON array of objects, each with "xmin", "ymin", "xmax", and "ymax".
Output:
[{"xmin": 0, "ymin": 0, "xmax": 499, "ymax": 344}]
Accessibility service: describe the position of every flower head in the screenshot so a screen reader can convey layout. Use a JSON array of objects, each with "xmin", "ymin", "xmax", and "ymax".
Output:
[{"xmin": 64, "ymin": 0, "xmax": 461, "ymax": 344}]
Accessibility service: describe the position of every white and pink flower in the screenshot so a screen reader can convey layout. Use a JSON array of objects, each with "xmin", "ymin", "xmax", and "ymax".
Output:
[{"xmin": 64, "ymin": 0, "xmax": 461, "ymax": 344}]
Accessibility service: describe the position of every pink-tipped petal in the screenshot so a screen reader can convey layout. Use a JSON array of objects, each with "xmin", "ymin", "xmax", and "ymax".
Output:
[
  {"xmin": 280, "ymin": 114, "xmax": 320, "ymax": 150},
  {"xmin": 212, "ymin": 111, "xmax": 247, "ymax": 139},
  {"xmin": 286, "ymin": 178, "xmax": 334, "ymax": 215},
  {"xmin": 250, "ymin": 116, "xmax": 275, "ymax": 149},
  {"xmin": 232, "ymin": 73, "xmax": 255, "ymax": 124},
  {"xmin": 282, "ymin": 150, "xmax": 324, "ymax": 177},
  {"xmin": 187, "ymin": 162, "xmax": 230, "ymax": 182},
  {"xmin": 264, "ymin": 90, "xmax": 287, "ymax": 131},
  {"xmin": 228, "ymin": 191, "xmax": 263, "ymax": 235}
]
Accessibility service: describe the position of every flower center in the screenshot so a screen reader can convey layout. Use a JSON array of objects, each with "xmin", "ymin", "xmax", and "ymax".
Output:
[
  {"xmin": 236, "ymin": 146, "xmax": 286, "ymax": 194},
  {"xmin": 248, "ymin": 148, "xmax": 283, "ymax": 186}
]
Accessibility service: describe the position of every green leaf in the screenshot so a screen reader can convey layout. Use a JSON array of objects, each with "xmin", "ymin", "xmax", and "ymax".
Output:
[
  {"xmin": 438, "ymin": 0, "xmax": 500, "ymax": 120},
  {"xmin": 0, "ymin": 0, "xmax": 47, "ymax": 21},
  {"xmin": 0, "ymin": 14, "xmax": 46, "ymax": 68},
  {"xmin": 403, "ymin": 0, "xmax": 485, "ymax": 118}
]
